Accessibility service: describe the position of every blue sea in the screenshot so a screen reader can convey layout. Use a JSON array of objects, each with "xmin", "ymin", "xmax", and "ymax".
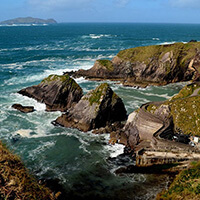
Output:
[{"xmin": 1, "ymin": 23, "xmax": 200, "ymax": 199}]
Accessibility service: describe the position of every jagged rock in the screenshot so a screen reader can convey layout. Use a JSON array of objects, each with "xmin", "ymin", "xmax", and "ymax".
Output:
[
  {"xmin": 189, "ymin": 40, "xmax": 197, "ymax": 42},
  {"xmin": 12, "ymin": 104, "xmax": 34, "ymax": 113},
  {"xmin": 53, "ymin": 83, "xmax": 127, "ymax": 132},
  {"xmin": 18, "ymin": 74, "xmax": 83, "ymax": 112},
  {"xmin": 121, "ymin": 111, "xmax": 140, "ymax": 149},
  {"xmin": 74, "ymin": 42, "xmax": 200, "ymax": 87}
]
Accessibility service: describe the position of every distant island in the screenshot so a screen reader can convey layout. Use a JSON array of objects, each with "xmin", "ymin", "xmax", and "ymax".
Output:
[{"xmin": 0, "ymin": 17, "xmax": 57, "ymax": 25}]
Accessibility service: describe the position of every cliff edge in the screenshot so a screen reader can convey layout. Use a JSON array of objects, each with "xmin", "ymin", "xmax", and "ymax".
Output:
[{"xmin": 74, "ymin": 42, "xmax": 200, "ymax": 87}]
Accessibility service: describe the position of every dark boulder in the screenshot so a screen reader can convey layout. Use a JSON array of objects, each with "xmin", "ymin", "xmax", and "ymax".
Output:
[
  {"xmin": 54, "ymin": 83, "xmax": 127, "ymax": 132},
  {"xmin": 189, "ymin": 40, "xmax": 197, "ymax": 43},
  {"xmin": 18, "ymin": 74, "xmax": 83, "ymax": 112},
  {"xmin": 12, "ymin": 104, "xmax": 35, "ymax": 113}
]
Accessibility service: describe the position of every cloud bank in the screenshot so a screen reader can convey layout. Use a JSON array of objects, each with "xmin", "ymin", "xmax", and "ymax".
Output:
[
  {"xmin": 27, "ymin": 0, "xmax": 94, "ymax": 11},
  {"xmin": 169, "ymin": 0, "xmax": 200, "ymax": 7}
]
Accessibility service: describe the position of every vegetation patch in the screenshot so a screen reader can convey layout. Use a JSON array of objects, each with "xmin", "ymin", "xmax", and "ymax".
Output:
[
  {"xmin": 171, "ymin": 82, "xmax": 200, "ymax": 101},
  {"xmin": 157, "ymin": 161, "xmax": 200, "ymax": 200},
  {"xmin": 83, "ymin": 83, "xmax": 110, "ymax": 105},
  {"xmin": 42, "ymin": 74, "xmax": 71, "ymax": 83},
  {"xmin": 42, "ymin": 74, "xmax": 82, "ymax": 92},
  {"xmin": 97, "ymin": 60, "xmax": 114, "ymax": 71},
  {"xmin": 146, "ymin": 104, "xmax": 158, "ymax": 114},
  {"xmin": 0, "ymin": 142, "xmax": 55, "ymax": 199},
  {"xmin": 117, "ymin": 42, "xmax": 200, "ymax": 68},
  {"xmin": 167, "ymin": 96, "xmax": 200, "ymax": 136}
]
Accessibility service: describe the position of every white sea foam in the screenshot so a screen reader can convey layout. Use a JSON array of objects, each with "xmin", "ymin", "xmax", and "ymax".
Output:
[
  {"xmin": 14, "ymin": 129, "xmax": 32, "ymax": 137},
  {"xmin": 152, "ymin": 38, "xmax": 160, "ymax": 41},
  {"xmin": 29, "ymin": 141, "xmax": 56, "ymax": 160},
  {"xmin": 159, "ymin": 41, "xmax": 177, "ymax": 45},
  {"xmin": 82, "ymin": 34, "xmax": 117, "ymax": 39},
  {"xmin": 139, "ymin": 91, "xmax": 171, "ymax": 99},
  {"xmin": 107, "ymin": 143, "xmax": 124, "ymax": 158},
  {"xmin": 0, "ymin": 24, "xmax": 48, "ymax": 27},
  {"xmin": 159, "ymin": 41, "xmax": 187, "ymax": 45},
  {"xmin": 0, "ymin": 110, "xmax": 7, "ymax": 122},
  {"xmin": 11, "ymin": 93, "xmax": 46, "ymax": 111}
]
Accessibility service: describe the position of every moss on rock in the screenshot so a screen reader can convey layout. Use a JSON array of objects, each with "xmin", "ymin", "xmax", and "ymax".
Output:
[
  {"xmin": 97, "ymin": 60, "xmax": 114, "ymax": 71},
  {"xmin": 146, "ymin": 104, "xmax": 158, "ymax": 114},
  {"xmin": 42, "ymin": 74, "xmax": 82, "ymax": 92},
  {"xmin": 84, "ymin": 83, "xmax": 109, "ymax": 105}
]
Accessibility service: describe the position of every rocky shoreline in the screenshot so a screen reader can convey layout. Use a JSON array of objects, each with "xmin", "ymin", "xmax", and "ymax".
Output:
[
  {"xmin": 70, "ymin": 41, "xmax": 200, "ymax": 87},
  {"xmin": 9, "ymin": 42, "xmax": 200, "ymax": 199}
]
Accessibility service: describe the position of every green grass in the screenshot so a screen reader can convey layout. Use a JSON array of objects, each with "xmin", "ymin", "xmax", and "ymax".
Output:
[
  {"xmin": 41, "ymin": 74, "xmax": 83, "ymax": 92},
  {"xmin": 83, "ymin": 83, "xmax": 119, "ymax": 106},
  {"xmin": 171, "ymin": 82, "xmax": 200, "ymax": 101},
  {"xmin": 86, "ymin": 83, "xmax": 109, "ymax": 105},
  {"xmin": 117, "ymin": 42, "xmax": 200, "ymax": 68},
  {"xmin": 42, "ymin": 74, "xmax": 71, "ymax": 83},
  {"xmin": 146, "ymin": 104, "xmax": 158, "ymax": 114},
  {"xmin": 168, "ymin": 96, "xmax": 200, "ymax": 136},
  {"xmin": 157, "ymin": 161, "xmax": 200, "ymax": 200},
  {"xmin": 97, "ymin": 60, "xmax": 114, "ymax": 71}
]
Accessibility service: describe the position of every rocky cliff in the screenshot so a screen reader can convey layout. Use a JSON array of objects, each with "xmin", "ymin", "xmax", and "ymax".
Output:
[
  {"xmin": 117, "ymin": 81, "xmax": 200, "ymax": 167},
  {"xmin": 0, "ymin": 141, "xmax": 56, "ymax": 199},
  {"xmin": 54, "ymin": 83, "xmax": 127, "ymax": 132},
  {"xmin": 74, "ymin": 42, "xmax": 200, "ymax": 87},
  {"xmin": 18, "ymin": 74, "xmax": 83, "ymax": 112}
]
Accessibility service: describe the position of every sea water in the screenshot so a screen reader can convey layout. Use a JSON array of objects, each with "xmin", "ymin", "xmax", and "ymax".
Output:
[{"xmin": 1, "ymin": 23, "xmax": 200, "ymax": 199}]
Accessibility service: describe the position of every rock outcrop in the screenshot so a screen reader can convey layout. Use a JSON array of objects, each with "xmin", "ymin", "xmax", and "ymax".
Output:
[
  {"xmin": 18, "ymin": 74, "xmax": 83, "ymax": 112},
  {"xmin": 54, "ymin": 83, "xmax": 127, "ymax": 132},
  {"xmin": 74, "ymin": 42, "xmax": 200, "ymax": 87},
  {"xmin": 12, "ymin": 104, "xmax": 35, "ymax": 113},
  {"xmin": 120, "ymin": 82, "xmax": 200, "ymax": 167}
]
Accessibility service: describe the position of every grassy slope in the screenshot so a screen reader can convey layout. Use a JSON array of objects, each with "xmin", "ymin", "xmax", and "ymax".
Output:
[
  {"xmin": 146, "ymin": 82, "xmax": 200, "ymax": 136},
  {"xmin": 167, "ymin": 82, "xmax": 200, "ymax": 136},
  {"xmin": 0, "ymin": 141, "xmax": 55, "ymax": 200},
  {"xmin": 157, "ymin": 161, "xmax": 200, "ymax": 200},
  {"xmin": 117, "ymin": 42, "xmax": 200, "ymax": 66}
]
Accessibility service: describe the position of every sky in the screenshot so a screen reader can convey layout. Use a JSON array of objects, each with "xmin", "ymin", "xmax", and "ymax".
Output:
[{"xmin": 0, "ymin": 0, "xmax": 200, "ymax": 23}]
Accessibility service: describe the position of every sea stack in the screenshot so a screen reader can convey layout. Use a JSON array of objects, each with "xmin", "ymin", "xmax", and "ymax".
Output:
[
  {"xmin": 54, "ymin": 83, "xmax": 127, "ymax": 132},
  {"xmin": 18, "ymin": 74, "xmax": 83, "ymax": 112}
]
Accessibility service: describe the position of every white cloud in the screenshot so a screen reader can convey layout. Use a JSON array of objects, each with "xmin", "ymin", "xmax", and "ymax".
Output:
[
  {"xmin": 169, "ymin": 0, "xmax": 200, "ymax": 7},
  {"xmin": 115, "ymin": 0, "xmax": 130, "ymax": 7},
  {"xmin": 27, "ymin": 0, "xmax": 94, "ymax": 11}
]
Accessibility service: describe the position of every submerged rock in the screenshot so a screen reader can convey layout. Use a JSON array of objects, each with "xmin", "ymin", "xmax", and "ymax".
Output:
[
  {"xmin": 54, "ymin": 83, "xmax": 127, "ymax": 132},
  {"xmin": 18, "ymin": 74, "xmax": 83, "ymax": 112},
  {"xmin": 12, "ymin": 104, "xmax": 35, "ymax": 113},
  {"xmin": 74, "ymin": 42, "xmax": 200, "ymax": 86}
]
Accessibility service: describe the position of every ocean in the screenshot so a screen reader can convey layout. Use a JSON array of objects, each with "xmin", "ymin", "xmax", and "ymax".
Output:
[{"xmin": 1, "ymin": 23, "xmax": 200, "ymax": 199}]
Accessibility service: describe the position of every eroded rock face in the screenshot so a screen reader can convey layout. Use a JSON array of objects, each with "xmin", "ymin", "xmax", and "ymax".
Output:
[
  {"xmin": 54, "ymin": 83, "xmax": 127, "ymax": 132},
  {"xmin": 121, "ymin": 112, "xmax": 140, "ymax": 149},
  {"xmin": 12, "ymin": 104, "xmax": 34, "ymax": 113},
  {"xmin": 74, "ymin": 42, "xmax": 200, "ymax": 86},
  {"xmin": 18, "ymin": 74, "xmax": 83, "ymax": 112},
  {"xmin": 121, "ymin": 106, "xmax": 164, "ymax": 150}
]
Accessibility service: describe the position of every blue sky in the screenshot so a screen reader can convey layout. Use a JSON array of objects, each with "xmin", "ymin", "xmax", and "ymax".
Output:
[{"xmin": 0, "ymin": 0, "xmax": 200, "ymax": 23}]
